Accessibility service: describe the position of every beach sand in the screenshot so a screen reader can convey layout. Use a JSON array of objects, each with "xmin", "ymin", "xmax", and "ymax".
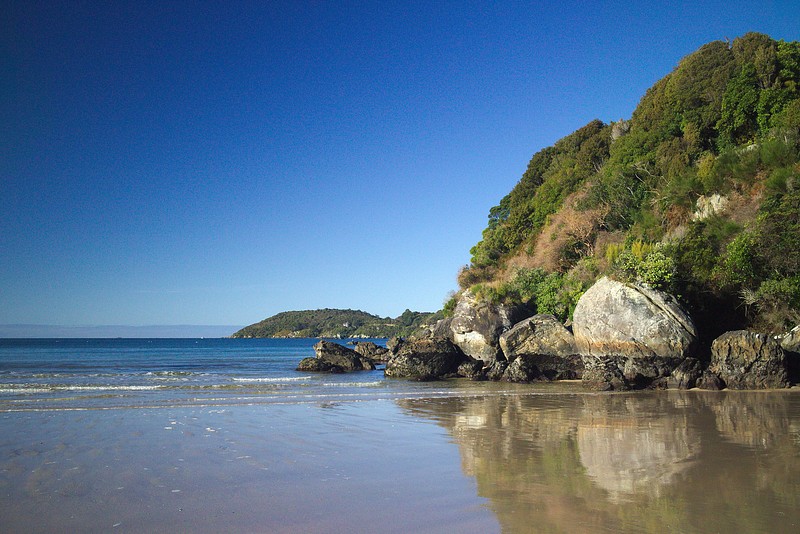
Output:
[{"xmin": 3, "ymin": 389, "xmax": 800, "ymax": 533}]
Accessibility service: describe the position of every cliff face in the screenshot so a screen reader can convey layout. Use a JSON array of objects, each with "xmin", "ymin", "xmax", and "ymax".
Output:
[{"xmin": 455, "ymin": 32, "xmax": 800, "ymax": 338}]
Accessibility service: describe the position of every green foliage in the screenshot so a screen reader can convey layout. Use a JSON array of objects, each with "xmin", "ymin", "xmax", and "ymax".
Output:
[
  {"xmin": 231, "ymin": 308, "xmax": 437, "ymax": 339},
  {"xmin": 470, "ymin": 120, "xmax": 611, "ymax": 266},
  {"xmin": 718, "ymin": 63, "xmax": 760, "ymax": 146},
  {"xmin": 716, "ymin": 231, "xmax": 760, "ymax": 288},
  {"xmin": 611, "ymin": 241, "xmax": 676, "ymax": 291},
  {"xmin": 756, "ymin": 187, "xmax": 800, "ymax": 277},
  {"xmin": 460, "ymin": 33, "xmax": 800, "ymax": 334}
]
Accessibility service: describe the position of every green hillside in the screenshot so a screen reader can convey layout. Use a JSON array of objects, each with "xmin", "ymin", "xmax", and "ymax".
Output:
[
  {"xmin": 456, "ymin": 33, "xmax": 800, "ymax": 343},
  {"xmin": 231, "ymin": 308, "xmax": 439, "ymax": 338}
]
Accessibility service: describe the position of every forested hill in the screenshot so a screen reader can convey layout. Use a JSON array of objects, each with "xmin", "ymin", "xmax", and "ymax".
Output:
[
  {"xmin": 231, "ymin": 308, "xmax": 439, "ymax": 339},
  {"xmin": 454, "ymin": 32, "xmax": 800, "ymax": 341}
]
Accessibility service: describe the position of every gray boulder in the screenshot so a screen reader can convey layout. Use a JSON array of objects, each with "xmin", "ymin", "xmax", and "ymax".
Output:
[
  {"xmin": 353, "ymin": 341, "xmax": 390, "ymax": 362},
  {"xmin": 385, "ymin": 337, "xmax": 467, "ymax": 380},
  {"xmin": 572, "ymin": 277, "xmax": 698, "ymax": 389},
  {"xmin": 709, "ymin": 331, "xmax": 789, "ymax": 389},
  {"xmin": 499, "ymin": 314, "xmax": 583, "ymax": 380},
  {"xmin": 448, "ymin": 290, "xmax": 531, "ymax": 362},
  {"xmin": 310, "ymin": 340, "xmax": 375, "ymax": 372},
  {"xmin": 499, "ymin": 314, "xmax": 576, "ymax": 361}
]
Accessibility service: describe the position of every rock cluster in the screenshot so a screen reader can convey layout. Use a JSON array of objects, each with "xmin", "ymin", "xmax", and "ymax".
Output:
[
  {"xmin": 294, "ymin": 281, "xmax": 799, "ymax": 391},
  {"xmin": 296, "ymin": 340, "xmax": 376, "ymax": 373}
]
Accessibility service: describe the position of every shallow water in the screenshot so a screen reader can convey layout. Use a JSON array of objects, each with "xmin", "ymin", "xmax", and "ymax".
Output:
[{"xmin": 2, "ymin": 340, "xmax": 800, "ymax": 533}]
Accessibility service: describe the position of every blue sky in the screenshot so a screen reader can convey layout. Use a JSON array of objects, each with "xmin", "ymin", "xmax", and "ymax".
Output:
[{"xmin": 3, "ymin": 1, "xmax": 800, "ymax": 333}]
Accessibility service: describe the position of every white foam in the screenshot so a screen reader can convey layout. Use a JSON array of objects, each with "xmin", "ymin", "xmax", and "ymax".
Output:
[{"xmin": 231, "ymin": 376, "xmax": 311, "ymax": 383}]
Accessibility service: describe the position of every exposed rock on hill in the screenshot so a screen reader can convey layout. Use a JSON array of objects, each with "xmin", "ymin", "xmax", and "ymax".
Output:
[{"xmin": 573, "ymin": 277, "xmax": 698, "ymax": 389}]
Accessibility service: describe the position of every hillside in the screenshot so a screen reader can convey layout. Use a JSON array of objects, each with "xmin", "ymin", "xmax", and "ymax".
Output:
[
  {"xmin": 455, "ymin": 32, "xmax": 800, "ymax": 343},
  {"xmin": 231, "ymin": 308, "xmax": 439, "ymax": 339}
]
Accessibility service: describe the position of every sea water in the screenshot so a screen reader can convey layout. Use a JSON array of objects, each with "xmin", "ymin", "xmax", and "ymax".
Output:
[
  {"xmin": 2, "ymin": 339, "xmax": 800, "ymax": 533},
  {"xmin": 0, "ymin": 338, "xmax": 488, "ymax": 412}
]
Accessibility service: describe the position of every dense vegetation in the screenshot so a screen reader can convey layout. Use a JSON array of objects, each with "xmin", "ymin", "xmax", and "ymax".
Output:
[
  {"xmin": 457, "ymin": 33, "xmax": 800, "ymax": 342},
  {"xmin": 231, "ymin": 308, "xmax": 439, "ymax": 339}
]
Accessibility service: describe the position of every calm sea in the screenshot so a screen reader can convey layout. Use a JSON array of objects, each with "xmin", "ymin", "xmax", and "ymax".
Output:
[{"xmin": 0, "ymin": 338, "xmax": 505, "ymax": 412}]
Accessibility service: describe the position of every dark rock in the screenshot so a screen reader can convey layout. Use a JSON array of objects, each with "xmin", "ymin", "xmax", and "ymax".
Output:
[
  {"xmin": 573, "ymin": 277, "xmax": 698, "ymax": 389},
  {"xmin": 485, "ymin": 360, "xmax": 508, "ymax": 381},
  {"xmin": 502, "ymin": 353, "xmax": 583, "ymax": 382},
  {"xmin": 386, "ymin": 336, "xmax": 403, "ymax": 353},
  {"xmin": 457, "ymin": 359, "xmax": 486, "ymax": 380},
  {"xmin": 582, "ymin": 357, "xmax": 631, "ymax": 391},
  {"xmin": 781, "ymin": 325, "xmax": 800, "ymax": 384},
  {"xmin": 431, "ymin": 317, "xmax": 454, "ymax": 340},
  {"xmin": 311, "ymin": 340, "xmax": 375, "ymax": 372},
  {"xmin": 696, "ymin": 371, "xmax": 723, "ymax": 390},
  {"xmin": 668, "ymin": 358, "xmax": 703, "ymax": 389},
  {"xmin": 296, "ymin": 357, "xmax": 344, "ymax": 373},
  {"xmin": 353, "ymin": 341, "xmax": 390, "ymax": 362},
  {"xmin": 384, "ymin": 337, "xmax": 467, "ymax": 380},
  {"xmin": 709, "ymin": 331, "xmax": 789, "ymax": 389},
  {"xmin": 448, "ymin": 290, "xmax": 531, "ymax": 362},
  {"xmin": 502, "ymin": 355, "xmax": 541, "ymax": 382},
  {"xmin": 499, "ymin": 314, "xmax": 576, "ymax": 362}
]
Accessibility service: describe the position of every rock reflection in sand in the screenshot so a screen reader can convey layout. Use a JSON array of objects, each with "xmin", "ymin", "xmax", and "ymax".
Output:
[
  {"xmin": 398, "ymin": 390, "xmax": 800, "ymax": 533},
  {"xmin": 576, "ymin": 395, "xmax": 699, "ymax": 501}
]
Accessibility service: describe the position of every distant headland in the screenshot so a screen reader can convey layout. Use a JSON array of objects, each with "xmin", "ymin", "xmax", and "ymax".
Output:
[{"xmin": 230, "ymin": 308, "xmax": 440, "ymax": 339}]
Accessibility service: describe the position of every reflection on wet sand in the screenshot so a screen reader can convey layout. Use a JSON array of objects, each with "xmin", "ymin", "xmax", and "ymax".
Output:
[{"xmin": 398, "ymin": 390, "xmax": 800, "ymax": 533}]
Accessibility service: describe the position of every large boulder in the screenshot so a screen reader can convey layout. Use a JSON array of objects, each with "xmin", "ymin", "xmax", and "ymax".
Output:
[
  {"xmin": 709, "ymin": 331, "xmax": 789, "ymax": 389},
  {"xmin": 384, "ymin": 337, "xmax": 467, "ymax": 380},
  {"xmin": 448, "ymin": 291, "xmax": 531, "ymax": 362},
  {"xmin": 353, "ymin": 341, "xmax": 390, "ymax": 363},
  {"xmin": 296, "ymin": 357, "xmax": 344, "ymax": 373},
  {"xmin": 307, "ymin": 340, "xmax": 375, "ymax": 372},
  {"xmin": 499, "ymin": 314, "xmax": 582, "ymax": 380},
  {"xmin": 499, "ymin": 314, "xmax": 576, "ymax": 360},
  {"xmin": 572, "ymin": 277, "xmax": 698, "ymax": 389}
]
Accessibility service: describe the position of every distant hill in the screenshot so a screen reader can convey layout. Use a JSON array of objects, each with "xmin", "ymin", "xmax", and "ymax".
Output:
[{"xmin": 231, "ymin": 308, "xmax": 440, "ymax": 339}]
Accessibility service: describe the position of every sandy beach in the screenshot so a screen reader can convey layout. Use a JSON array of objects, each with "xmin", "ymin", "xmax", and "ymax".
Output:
[{"xmin": 3, "ymin": 389, "xmax": 800, "ymax": 533}]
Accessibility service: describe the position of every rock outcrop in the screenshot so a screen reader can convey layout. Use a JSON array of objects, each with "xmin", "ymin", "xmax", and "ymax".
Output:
[
  {"xmin": 352, "ymin": 341, "xmax": 390, "ymax": 362},
  {"xmin": 498, "ymin": 314, "xmax": 582, "ymax": 380},
  {"xmin": 667, "ymin": 357, "xmax": 703, "ymax": 389},
  {"xmin": 448, "ymin": 290, "xmax": 530, "ymax": 362},
  {"xmin": 781, "ymin": 324, "xmax": 800, "ymax": 383},
  {"xmin": 384, "ymin": 337, "xmax": 467, "ymax": 380},
  {"xmin": 572, "ymin": 277, "xmax": 698, "ymax": 389},
  {"xmin": 708, "ymin": 330, "xmax": 789, "ymax": 389},
  {"xmin": 297, "ymin": 340, "xmax": 375, "ymax": 372},
  {"xmin": 499, "ymin": 314, "xmax": 576, "ymax": 360}
]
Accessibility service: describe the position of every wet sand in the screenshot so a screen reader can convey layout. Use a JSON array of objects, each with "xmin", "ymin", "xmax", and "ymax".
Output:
[{"xmin": 2, "ymin": 389, "xmax": 800, "ymax": 533}]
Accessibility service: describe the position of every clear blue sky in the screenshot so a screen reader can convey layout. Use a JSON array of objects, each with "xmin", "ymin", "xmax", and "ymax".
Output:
[{"xmin": 3, "ymin": 1, "xmax": 800, "ymax": 332}]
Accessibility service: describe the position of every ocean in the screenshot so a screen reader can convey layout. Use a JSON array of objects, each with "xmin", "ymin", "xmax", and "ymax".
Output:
[{"xmin": 2, "ymin": 338, "xmax": 800, "ymax": 533}]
